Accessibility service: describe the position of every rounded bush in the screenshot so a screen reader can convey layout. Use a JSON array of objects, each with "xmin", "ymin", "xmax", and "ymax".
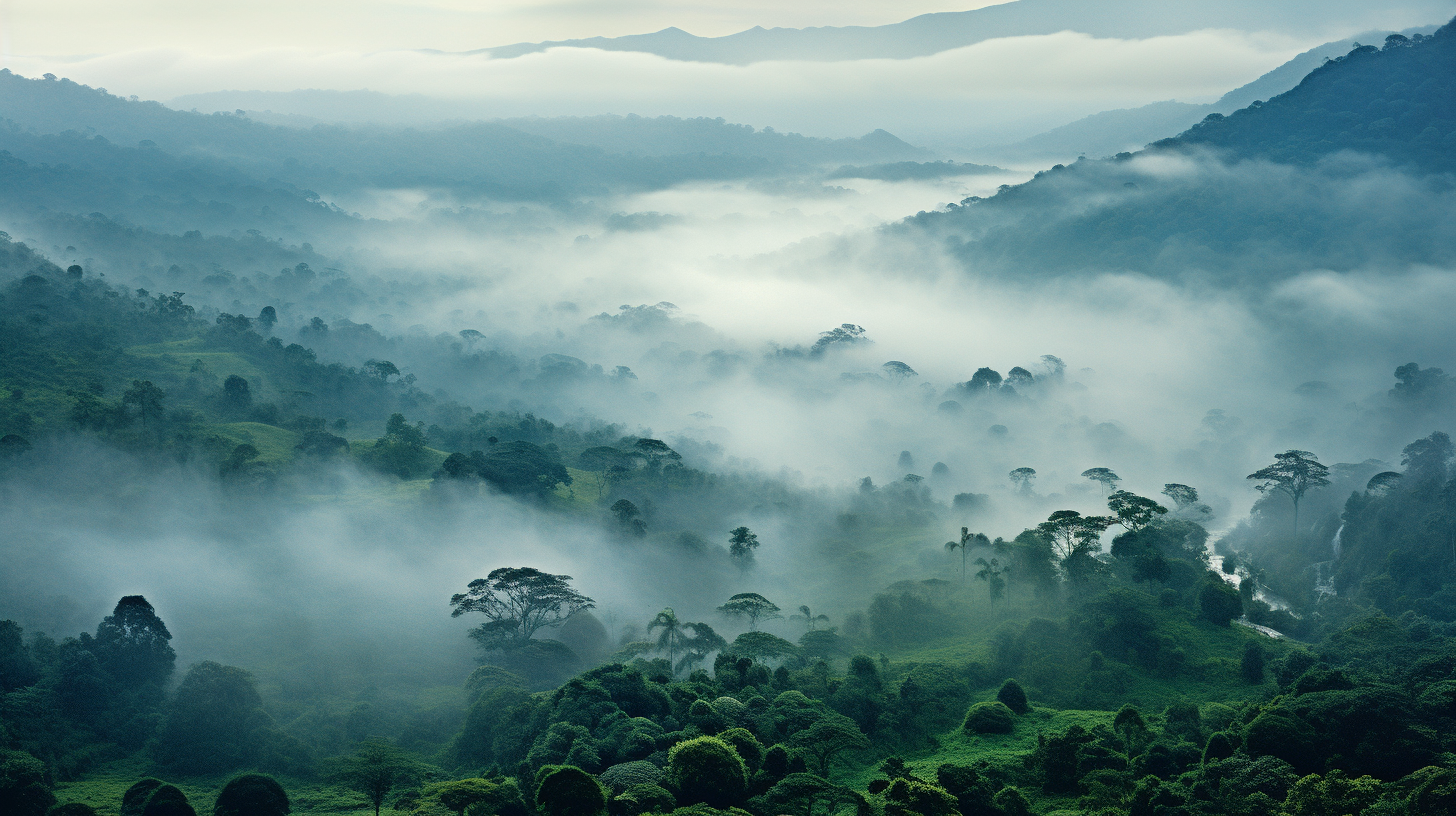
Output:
[
  {"xmin": 213, "ymin": 774, "xmax": 288, "ymax": 816},
  {"xmin": 996, "ymin": 679, "xmax": 1030, "ymax": 714},
  {"xmin": 0, "ymin": 749, "xmax": 54, "ymax": 816},
  {"xmin": 664, "ymin": 736, "xmax": 747, "ymax": 808},
  {"xmin": 598, "ymin": 761, "xmax": 664, "ymax": 795},
  {"xmin": 962, "ymin": 702, "xmax": 1015, "ymax": 734},
  {"xmin": 120, "ymin": 779, "xmax": 165, "ymax": 816},
  {"xmin": 536, "ymin": 766, "xmax": 605, "ymax": 816},
  {"xmin": 716, "ymin": 729, "xmax": 763, "ymax": 773},
  {"xmin": 611, "ymin": 783, "xmax": 675, "ymax": 816},
  {"xmin": 140, "ymin": 785, "xmax": 195, "ymax": 816}
]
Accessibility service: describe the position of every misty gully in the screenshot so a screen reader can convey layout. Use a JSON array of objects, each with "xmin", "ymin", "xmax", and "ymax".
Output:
[{"xmin": 5, "ymin": 17, "xmax": 1456, "ymax": 816}]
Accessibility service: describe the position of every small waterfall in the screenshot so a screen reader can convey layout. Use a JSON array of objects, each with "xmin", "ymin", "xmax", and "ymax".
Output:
[
  {"xmin": 1331, "ymin": 524, "xmax": 1344, "ymax": 560},
  {"xmin": 1312, "ymin": 560, "xmax": 1337, "ymax": 599}
]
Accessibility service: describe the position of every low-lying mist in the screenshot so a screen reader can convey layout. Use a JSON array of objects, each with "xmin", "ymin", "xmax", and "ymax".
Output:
[{"xmin": 5, "ymin": 135, "xmax": 1454, "ymax": 710}]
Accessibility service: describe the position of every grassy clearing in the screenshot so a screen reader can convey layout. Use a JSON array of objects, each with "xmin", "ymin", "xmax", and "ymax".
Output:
[
  {"xmin": 53, "ymin": 762, "xmax": 377, "ymax": 816},
  {"xmin": 212, "ymin": 421, "xmax": 301, "ymax": 464}
]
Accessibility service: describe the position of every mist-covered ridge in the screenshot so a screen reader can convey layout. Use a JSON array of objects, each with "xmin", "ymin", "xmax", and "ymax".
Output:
[
  {"xmin": 472, "ymin": 0, "xmax": 1451, "ymax": 64},
  {"xmin": 907, "ymin": 21, "xmax": 1456, "ymax": 283}
]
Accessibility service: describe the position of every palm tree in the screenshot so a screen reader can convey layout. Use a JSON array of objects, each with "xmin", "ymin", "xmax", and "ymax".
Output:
[
  {"xmin": 791, "ymin": 605, "xmax": 831, "ymax": 631},
  {"xmin": 945, "ymin": 528, "xmax": 989, "ymax": 582},
  {"xmin": 648, "ymin": 608, "xmax": 687, "ymax": 667}
]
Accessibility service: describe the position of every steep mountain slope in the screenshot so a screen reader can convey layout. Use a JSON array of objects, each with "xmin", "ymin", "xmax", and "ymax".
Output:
[
  {"xmin": 903, "ymin": 21, "xmax": 1456, "ymax": 283},
  {"xmin": 471, "ymin": 0, "xmax": 1448, "ymax": 64},
  {"xmin": 999, "ymin": 25, "xmax": 1439, "ymax": 162},
  {"xmin": 1163, "ymin": 28, "xmax": 1456, "ymax": 171}
]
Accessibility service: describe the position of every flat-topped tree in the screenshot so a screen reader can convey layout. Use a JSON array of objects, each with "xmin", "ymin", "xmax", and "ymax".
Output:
[
  {"xmin": 450, "ymin": 567, "xmax": 594, "ymax": 651},
  {"xmin": 1008, "ymin": 467, "xmax": 1036, "ymax": 494},
  {"xmin": 1107, "ymin": 491, "xmax": 1168, "ymax": 532},
  {"xmin": 717, "ymin": 593, "xmax": 781, "ymax": 631},
  {"xmin": 1246, "ymin": 450, "xmax": 1330, "ymax": 543},
  {"xmin": 1081, "ymin": 467, "xmax": 1121, "ymax": 495}
]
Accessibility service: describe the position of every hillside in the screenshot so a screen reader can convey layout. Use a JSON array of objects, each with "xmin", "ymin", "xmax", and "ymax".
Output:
[
  {"xmin": 0, "ymin": 71, "xmax": 925, "ymax": 213},
  {"xmin": 996, "ymin": 27, "xmax": 1437, "ymax": 162},
  {"xmin": 1163, "ymin": 24, "xmax": 1456, "ymax": 172},
  {"xmin": 904, "ymin": 21, "xmax": 1456, "ymax": 283}
]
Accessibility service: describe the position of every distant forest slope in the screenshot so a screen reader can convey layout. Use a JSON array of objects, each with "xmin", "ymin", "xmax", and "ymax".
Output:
[
  {"xmin": 997, "ymin": 25, "xmax": 1439, "ymax": 162},
  {"xmin": 472, "ymin": 0, "xmax": 1449, "ymax": 64},
  {"xmin": 1162, "ymin": 24, "xmax": 1456, "ymax": 171},
  {"xmin": 0, "ymin": 72, "xmax": 923, "ymax": 209},
  {"xmin": 903, "ymin": 20, "xmax": 1456, "ymax": 283}
]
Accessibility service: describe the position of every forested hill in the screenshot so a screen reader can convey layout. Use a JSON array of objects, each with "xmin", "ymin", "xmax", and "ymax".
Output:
[
  {"xmin": 1161, "ymin": 21, "xmax": 1456, "ymax": 172},
  {"xmin": 901, "ymin": 18, "xmax": 1456, "ymax": 283},
  {"xmin": 0, "ymin": 71, "xmax": 929, "ymax": 208}
]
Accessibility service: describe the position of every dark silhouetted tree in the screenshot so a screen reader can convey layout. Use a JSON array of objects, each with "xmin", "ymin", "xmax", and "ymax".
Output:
[
  {"xmin": 450, "ymin": 568, "xmax": 595, "ymax": 651},
  {"xmin": 1247, "ymin": 450, "xmax": 1330, "ymax": 542},
  {"xmin": 717, "ymin": 593, "xmax": 781, "ymax": 631}
]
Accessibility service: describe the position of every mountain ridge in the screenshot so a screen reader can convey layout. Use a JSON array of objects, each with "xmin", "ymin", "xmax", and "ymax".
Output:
[{"xmin": 467, "ymin": 0, "xmax": 1452, "ymax": 64}]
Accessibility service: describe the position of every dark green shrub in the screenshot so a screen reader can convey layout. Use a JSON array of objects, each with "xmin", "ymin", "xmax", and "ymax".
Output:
[
  {"xmin": 996, "ymin": 679, "xmax": 1030, "ymax": 714},
  {"xmin": 716, "ymin": 729, "xmax": 763, "ymax": 773},
  {"xmin": 1203, "ymin": 732, "xmax": 1236, "ymax": 764},
  {"xmin": 0, "ymin": 750, "xmax": 54, "ymax": 816},
  {"xmin": 993, "ymin": 786, "xmax": 1032, "ymax": 816},
  {"xmin": 962, "ymin": 702, "xmax": 1015, "ymax": 734},
  {"xmin": 882, "ymin": 778, "xmax": 958, "ymax": 816},
  {"xmin": 120, "ymin": 779, "xmax": 165, "ymax": 816},
  {"xmin": 536, "ymin": 766, "xmax": 606, "ymax": 816},
  {"xmin": 140, "ymin": 785, "xmax": 195, "ymax": 816},
  {"xmin": 610, "ymin": 784, "xmax": 675, "ymax": 816},
  {"xmin": 598, "ymin": 761, "xmax": 664, "ymax": 794},
  {"xmin": 213, "ymin": 774, "xmax": 288, "ymax": 816},
  {"xmin": 664, "ymin": 737, "xmax": 747, "ymax": 808},
  {"xmin": 1241, "ymin": 642, "xmax": 1265, "ymax": 683},
  {"xmin": 1199, "ymin": 579, "xmax": 1242, "ymax": 627}
]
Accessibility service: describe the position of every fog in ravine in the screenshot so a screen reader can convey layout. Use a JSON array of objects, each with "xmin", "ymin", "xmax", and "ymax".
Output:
[{"xmin": 1, "ymin": 4, "xmax": 1454, "ymax": 719}]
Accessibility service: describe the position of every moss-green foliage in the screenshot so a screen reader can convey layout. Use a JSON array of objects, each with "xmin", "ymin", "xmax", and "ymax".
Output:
[
  {"xmin": 140, "ymin": 784, "xmax": 196, "ymax": 816},
  {"xmin": 153, "ymin": 663, "xmax": 301, "ymax": 776},
  {"xmin": 665, "ymin": 737, "xmax": 747, "ymax": 809},
  {"xmin": 0, "ymin": 749, "xmax": 55, "ymax": 816},
  {"xmin": 212, "ymin": 773, "xmax": 289, "ymax": 816},
  {"xmin": 996, "ymin": 679, "xmax": 1030, "ymax": 714},
  {"xmin": 961, "ymin": 702, "xmax": 1015, "ymax": 734},
  {"xmin": 534, "ymin": 766, "xmax": 605, "ymax": 816}
]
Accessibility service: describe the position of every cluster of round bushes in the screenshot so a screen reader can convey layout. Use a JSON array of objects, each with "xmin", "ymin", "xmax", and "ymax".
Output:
[{"xmin": 963, "ymin": 679, "xmax": 1031, "ymax": 734}]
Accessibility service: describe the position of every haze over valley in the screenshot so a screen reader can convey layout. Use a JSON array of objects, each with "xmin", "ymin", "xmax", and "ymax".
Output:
[{"xmin": 3, "ymin": 3, "xmax": 1456, "ymax": 816}]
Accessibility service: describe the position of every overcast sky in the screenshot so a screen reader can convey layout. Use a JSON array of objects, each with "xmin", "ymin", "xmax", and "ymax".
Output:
[
  {"xmin": 3, "ymin": 0, "xmax": 1449, "ymax": 147},
  {"xmin": 2, "ymin": 0, "xmax": 1008, "ymax": 56}
]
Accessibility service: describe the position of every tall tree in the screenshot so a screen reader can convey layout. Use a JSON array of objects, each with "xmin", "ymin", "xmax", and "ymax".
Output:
[
  {"xmin": 944, "ymin": 528, "xmax": 989, "ymax": 582},
  {"xmin": 648, "ymin": 608, "xmax": 687, "ymax": 667},
  {"xmin": 717, "ymin": 593, "xmax": 782, "ymax": 631},
  {"xmin": 1081, "ymin": 468, "xmax": 1121, "ymax": 495},
  {"xmin": 1008, "ymin": 468, "xmax": 1036, "ymax": 494},
  {"xmin": 121, "ymin": 380, "xmax": 165, "ymax": 430},
  {"xmin": 92, "ymin": 595, "xmax": 175, "ymax": 687},
  {"xmin": 1246, "ymin": 450, "xmax": 1331, "ymax": 543},
  {"xmin": 1106, "ymin": 491, "xmax": 1168, "ymax": 532},
  {"xmin": 791, "ymin": 605, "xmax": 831, "ymax": 631},
  {"xmin": 450, "ymin": 568, "xmax": 594, "ymax": 651},
  {"xmin": 1036, "ymin": 510, "xmax": 1112, "ymax": 579},
  {"xmin": 332, "ymin": 738, "xmax": 422, "ymax": 816},
  {"xmin": 728, "ymin": 527, "xmax": 760, "ymax": 568}
]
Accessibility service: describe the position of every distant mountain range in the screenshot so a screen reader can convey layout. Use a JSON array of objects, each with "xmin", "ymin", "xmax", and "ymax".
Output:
[{"xmin": 466, "ymin": 0, "xmax": 1452, "ymax": 64}]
